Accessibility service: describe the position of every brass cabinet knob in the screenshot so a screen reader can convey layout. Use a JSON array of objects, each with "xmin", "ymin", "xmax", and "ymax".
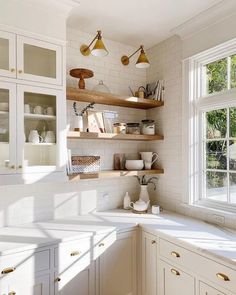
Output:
[
  {"xmin": 18, "ymin": 165, "xmax": 22, "ymax": 169},
  {"xmin": 10, "ymin": 68, "xmax": 15, "ymax": 73},
  {"xmin": 1, "ymin": 267, "xmax": 16, "ymax": 274},
  {"xmin": 18, "ymin": 70, "xmax": 23, "ymax": 74},
  {"xmin": 99, "ymin": 242, "xmax": 105, "ymax": 247},
  {"xmin": 8, "ymin": 292, "xmax": 16, "ymax": 295},
  {"xmin": 216, "ymin": 273, "xmax": 230, "ymax": 281},
  {"xmin": 171, "ymin": 268, "xmax": 180, "ymax": 276},
  {"xmin": 171, "ymin": 251, "xmax": 180, "ymax": 258},
  {"xmin": 11, "ymin": 165, "xmax": 15, "ymax": 169},
  {"xmin": 151, "ymin": 240, "xmax": 156, "ymax": 244},
  {"xmin": 70, "ymin": 251, "xmax": 81, "ymax": 256},
  {"xmin": 55, "ymin": 277, "xmax": 61, "ymax": 282}
]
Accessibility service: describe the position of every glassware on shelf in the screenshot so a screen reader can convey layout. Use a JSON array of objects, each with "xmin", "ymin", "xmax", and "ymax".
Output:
[{"xmin": 93, "ymin": 80, "xmax": 110, "ymax": 93}]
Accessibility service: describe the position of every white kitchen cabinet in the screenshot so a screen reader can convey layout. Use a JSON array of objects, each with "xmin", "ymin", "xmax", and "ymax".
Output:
[
  {"xmin": 98, "ymin": 230, "xmax": 137, "ymax": 295},
  {"xmin": 199, "ymin": 281, "xmax": 227, "ymax": 295},
  {"xmin": 0, "ymin": 30, "xmax": 16, "ymax": 79},
  {"xmin": 158, "ymin": 260, "xmax": 195, "ymax": 295},
  {"xmin": 142, "ymin": 231, "xmax": 157, "ymax": 295},
  {"xmin": 17, "ymin": 35, "xmax": 62, "ymax": 85}
]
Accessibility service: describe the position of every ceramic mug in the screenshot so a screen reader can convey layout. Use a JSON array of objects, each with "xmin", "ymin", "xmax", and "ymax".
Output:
[
  {"xmin": 44, "ymin": 107, "xmax": 54, "ymax": 116},
  {"xmin": 151, "ymin": 205, "xmax": 162, "ymax": 215},
  {"xmin": 34, "ymin": 106, "xmax": 43, "ymax": 115},
  {"xmin": 140, "ymin": 152, "xmax": 158, "ymax": 169},
  {"xmin": 28, "ymin": 130, "xmax": 43, "ymax": 144},
  {"xmin": 44, "ymin": 131, "xmax": 55, "ymax": 143},
  {"xmin": 24, "ymin": 104, "xmax": 31, "ymax": 114}
]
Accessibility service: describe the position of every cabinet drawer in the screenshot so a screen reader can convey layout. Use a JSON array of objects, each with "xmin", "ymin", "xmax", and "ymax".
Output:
[
  {"xmin": 93, "ymin": 231, "xmax": 117, "ymax": 260},
  {"xmin": 200, "ymin": 281, "xmax": 227, "ymax": 295},
  {"xmin": 55, "ymin": 237, "xmax": 91, "ymax": 272},
  {"xmin": 160, "ymin": 239, "xmax": 236, "ymax": 293},
  {"xmin": 0, "ymin": 249, "xmax": 50, "ymax": 278}
]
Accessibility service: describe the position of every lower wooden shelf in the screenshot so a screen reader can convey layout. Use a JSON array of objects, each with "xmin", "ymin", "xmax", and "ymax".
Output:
[{"xmin": 68, "ymin": 169, "xmax": 164, "ymax": 181}]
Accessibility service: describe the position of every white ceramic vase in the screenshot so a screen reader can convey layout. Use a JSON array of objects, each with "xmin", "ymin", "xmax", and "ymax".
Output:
[
  {"xmin": 139, "ymin": 185, "xmax": 150, "ymax": 203},
  {"xmin": 74, "ymin": 115, "xmax": 83, "ymax": 131}
]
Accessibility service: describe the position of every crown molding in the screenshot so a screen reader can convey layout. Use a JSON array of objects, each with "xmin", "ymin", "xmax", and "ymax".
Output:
[{"xmin": 171, "ymin": 0, "xmax": 236, "ymax": 40}]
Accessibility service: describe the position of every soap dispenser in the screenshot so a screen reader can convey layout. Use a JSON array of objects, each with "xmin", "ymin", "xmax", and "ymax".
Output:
[{"xmin": 123, "ymin": 192, "xmax": 131, "ymax": 210}]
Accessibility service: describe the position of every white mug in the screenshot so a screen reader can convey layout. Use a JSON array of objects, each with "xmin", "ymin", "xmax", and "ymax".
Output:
[
  {"xmin": 24, "ymin": 104, "xmax": 31, "ymax": 114},
  {"xmin": 28, "ymin": 130, "xmax": 43, "ymax": 144},
  {"xmin": 44, "ymin": 107, "xmax": 54, "ymax": 116},
  {"xmin": 140, "ymin": 152, "xmax": 158, "ymax": 169},
  {"xmin": 144, "ymin": 160, "xmax": 152, "ymax": 170},
  {"xmin": 151, "ymin": 205, "xmax": 162, "ymax": 215},
  {"xmin": 34, "ymin": 106, "xmax": 43, "ymax": 115}
]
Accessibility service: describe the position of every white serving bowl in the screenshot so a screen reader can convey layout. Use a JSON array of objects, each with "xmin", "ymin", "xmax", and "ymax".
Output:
[
  {"xmin": 125, "ymin": 160, "xmax": 144, "ymax": 170},
  {"xmin": 0, "ymin": 102, "xmax": 9, "ymax": 112}
]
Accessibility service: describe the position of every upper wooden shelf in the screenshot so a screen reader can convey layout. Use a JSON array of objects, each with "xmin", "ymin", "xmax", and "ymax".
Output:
[
  {"xmin": 66, "ymin": 87, "xmax": 164, "ymax": 110},
  {"xmin": 67, "ymin": 131, "xmax": 164, "ymax": 141}
]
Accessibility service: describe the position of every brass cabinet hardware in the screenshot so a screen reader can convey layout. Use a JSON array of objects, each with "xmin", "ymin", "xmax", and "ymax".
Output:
[
  {"xmin": 11, "ymin": 165, "xmax": 15, "ymax": 169},
  {"xmin": 55, "ymin": 277, "xmax": 61, "ymax": 282},
  {"xmin": 18, "ymin": 165, "xmax": 22, "ymax": 169},
  {"xmin": 216, "ymin": 273, "xmax": 230, "ymax": 281},
  {"xmin": 10, "ymin": 68, "xmax": 15, "ymax": 72},
  {"xmin": 171, "ymin": 268, "xmax": 180, "ymax": 276},
  {"xmin": 1, "ymin": 267, "xmax": 16, "ymax": 274},
  {"xmin": 18, "ymin": 70, "xmax": 23, "ymax": 74},
  {"xmin": 70, "ymin": 251, "xmax": 81, "ymax": 256},
  {"xmin": 151, "ymin": 240, "xmax": 156, "ymax": 244},
  {"xmin": 171, "ymin": 251, "xmax": 180, "ymax": 258},
  {"xmin": 99, "ymin": 242, "xmax": 105, "ymax": 247},
  {"xmin": 8, "ymin": 292, "xmax": 16, "ymax": 295}
]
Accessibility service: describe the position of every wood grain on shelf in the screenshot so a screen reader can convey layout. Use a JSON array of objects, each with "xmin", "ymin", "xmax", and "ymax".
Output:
[
  {"xmin": 67, "ymin": 87, "xmax": 164, "ymax": 109},
  {"xmin": 68, "ymin": 169, "xmax": 164, "ymax": 181},
  {"xmin": 67, "ymin": 131, "xmax": 164, "ymax": 141}
]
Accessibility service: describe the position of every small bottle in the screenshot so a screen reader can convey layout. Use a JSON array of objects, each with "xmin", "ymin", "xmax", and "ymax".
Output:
[{"xmin": 123, "ymin": 192, "xmax": 131, "ymax": 210}]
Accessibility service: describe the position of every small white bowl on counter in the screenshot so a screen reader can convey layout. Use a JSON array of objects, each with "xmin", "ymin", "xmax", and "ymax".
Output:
[{"xmin": 125, "ymin": 160, "xmax": 144, "ymax": 170}]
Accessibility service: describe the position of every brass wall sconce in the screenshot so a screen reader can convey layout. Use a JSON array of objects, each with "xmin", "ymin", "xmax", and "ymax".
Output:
[
  {"xmin": 80, "ymin": 30, "xmax": 108, "ymax": 57},
  {"xmin": 121, "ymin": 45, "xmax": 150, "ymax": 69}
]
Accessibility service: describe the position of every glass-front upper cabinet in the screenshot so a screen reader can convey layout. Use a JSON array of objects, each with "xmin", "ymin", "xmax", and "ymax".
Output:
[
  {"xmin": 0, "ymin": 31, "xmax": 16, "ymax": 78},
  {"xmin": 17, "ymin": 85, "xmax": 65, "ymax": 173},
  {"xmin": 17, "ymin": 36, "xmax": 62, "ymax": 85},
  {"xmin": 0, "ymin": 82, "xmax": 16, "ymax": 174}
]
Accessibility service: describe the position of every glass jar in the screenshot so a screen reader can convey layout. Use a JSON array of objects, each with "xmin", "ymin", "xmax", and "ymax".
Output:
[
  {"xmin": 93, "ymin": 80, "xmax": 110, "ymax": 93},
  {"xmin": 113, "ymin": 123, "xmax": 127, "ymax": 134},
  {"xmin": 126, "ymin": 123, "xmax": 140, "ymax": 135},
  {"xmin": 141, "ymin": 120, "xmax": 155, "ymax": 135}
]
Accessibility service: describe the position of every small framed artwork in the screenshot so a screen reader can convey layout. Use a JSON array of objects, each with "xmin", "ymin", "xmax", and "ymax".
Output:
[{"xmin": 87, "ymin": 110, "xmax": 106, "ymax": 133}]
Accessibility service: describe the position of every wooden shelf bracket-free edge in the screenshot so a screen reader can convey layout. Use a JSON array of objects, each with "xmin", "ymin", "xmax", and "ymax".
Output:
[
  {"xmin": 66, "ymin": 88, "xmax": 164, "ymax": 110},
  {"xmin": 68, "ymin": 169, "xmax": 164, "ymax": 181},
  {"xmin": 67, "ymin": 131, "xmax": 164, "ymax": 141}
]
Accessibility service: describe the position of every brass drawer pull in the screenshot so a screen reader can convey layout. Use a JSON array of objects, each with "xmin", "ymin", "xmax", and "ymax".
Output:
[
  {"xmin": 1, "ymin": 267, "xmax": 16, "ymax": 274},
  {"xmin": 70, "ymin": 251, "xmax": 81, "ymax": 256},
  {"xmin": 171, "ymin": 268, "xmax": 180, "ymax": 276},
  {"xmin": 10, "ymin": 68, "xmax": 15, "ymax": 73},
  {"xmin": 18, "ymin": 70, "xmax": 23, "ymax": 74},
  {"xmin": 171, "ymin": 251, "xmax": 180, "ymax": 258},
  {"xmin": 216, "ymin": 273, "xmax": 230, "ymax": 281},
  {"xmin": 55, "ymin": 277, "xmax": 61, "ymax": 282},
  {"xmin": 151, "ymin": 240, "xmax": 156, "ymax": 244},
  {"xmin": 99, "ymin": 242, "xmax": 105, "ymax": 247},
  {"xmin": 8, "ymin": 292, "xmax": 16, "ymax": 295}
]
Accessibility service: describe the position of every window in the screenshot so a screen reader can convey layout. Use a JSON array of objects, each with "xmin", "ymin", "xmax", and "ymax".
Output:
[{"xmin": 183, "ymin": 38, "xmax": 236, "ymax": 211}]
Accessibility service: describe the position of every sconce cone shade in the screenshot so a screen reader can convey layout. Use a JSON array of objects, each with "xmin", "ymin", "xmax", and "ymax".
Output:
[
  {"xmin": 91, "ymin": 39, "xmax": 108, "ymax": 57},
  {"xmin": 136, "ymin": 50, "xmax": 150, "ymax": 69}
]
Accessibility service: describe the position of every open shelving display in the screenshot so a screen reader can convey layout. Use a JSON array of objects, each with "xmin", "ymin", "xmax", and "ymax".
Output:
[
  {"xmin": 67, "ymin": 131, "xmax": 164, "ymax": 141},
  {"xmin": 67, "ymin": 88, "xmax": 164, "ymax": 109},
  {"xmin": 68, "ymin": 169, "xmax": 164, "ymax": 181}
]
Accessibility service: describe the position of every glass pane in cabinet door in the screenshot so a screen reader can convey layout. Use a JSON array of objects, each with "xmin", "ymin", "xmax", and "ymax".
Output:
[
  {"xmin": 0, "ymin": 89, "xmax": 10, "ymax": 169},
  {"xmin": 0, "ymin": 38, "xmax": 9, "ymax": 71},
  {"xmin": 24, "ymin": 44, "xmax": 56, "ymax": 78},
  {"xmin": 24, "ymin": 92, "xmax": 57, "ymax": 167}
]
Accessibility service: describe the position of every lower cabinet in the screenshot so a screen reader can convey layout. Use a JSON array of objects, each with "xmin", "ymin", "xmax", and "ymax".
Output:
[
  {"xmin": 158, "ymin": 260, "xmax": 195, "ymax": 295},
  {"xmin": 199, "ymin": 282, "xmax": 227, "ymax": 295},
  {"xmin": 141, "ymin": 231, "xmax": 157, "ymax": 295},
  {"xmin": 98, "ymin": 230, "xmax": 137, "ymax": 295}
]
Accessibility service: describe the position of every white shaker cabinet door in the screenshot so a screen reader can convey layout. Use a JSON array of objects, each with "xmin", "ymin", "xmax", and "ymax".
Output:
[
  {"xmin": 98, "ymin": 230, "xmax": 137, "ymax": 295},
  {"xmin": 0, "ymin": 30, "xmax": 16, "ymax": 78},
  {"xmin": 158, "ymin": 260, "xmax": 195, "ymax": 295},
  {"xmin": 199, "ymin": 281, "xmax": 228, "ymax": 295},
  {"xmin": 142, "ymin": 231, "xmax": 157, "ymax": 295}
]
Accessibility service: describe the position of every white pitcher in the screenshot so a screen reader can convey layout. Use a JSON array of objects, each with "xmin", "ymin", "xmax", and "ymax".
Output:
[
  {"xmin": 28, "ymin": 130, "xmax": 42, "ymax": 144},
  {"xmin": 44, "ymin": 131, "xmax": 55, "ymax": 143}
]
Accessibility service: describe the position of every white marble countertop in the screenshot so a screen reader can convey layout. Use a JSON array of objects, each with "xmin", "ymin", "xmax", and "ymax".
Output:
[{"xmin": 0, "ymin": 210, "xmax": 236, "ymax": 269}]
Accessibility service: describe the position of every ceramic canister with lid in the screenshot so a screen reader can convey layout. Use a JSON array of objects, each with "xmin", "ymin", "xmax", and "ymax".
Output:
[{"xmin": 141, "ymin": 120, "xmax": 155, "ymax": 135}]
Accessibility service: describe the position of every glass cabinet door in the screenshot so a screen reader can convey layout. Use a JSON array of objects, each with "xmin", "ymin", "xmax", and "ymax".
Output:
[
  {"xmin": 0, "ymin": 31, "xmax": 16, "ymax": 78},
  {"xmin": 0, "ymin": 82, "xmax": 16, "ymax": 174},
  {"xmin": 17, "ymin": 85, "xmax": 64, "ymax": 173},
  {"xmin": 17, "ymin": 35, "xmax": 62, "ymax": 85}
]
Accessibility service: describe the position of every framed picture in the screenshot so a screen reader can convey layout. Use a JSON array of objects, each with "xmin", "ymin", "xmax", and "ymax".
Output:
[{"xmin": 87, "ymin": 110, "xmax": 106, "ymax": 133}]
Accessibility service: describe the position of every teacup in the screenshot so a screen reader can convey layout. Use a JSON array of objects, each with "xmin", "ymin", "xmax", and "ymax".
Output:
[
  {"xmin": 24, "ymin": 104, "xmax": 31, "ymax": 114},
  {"xmin": 34, "ymin": 106, "xmax": 43, "ymax": 115},
  {"xmin": 44, "ymin": 107, "xmax": 54, "ymax": 116}
]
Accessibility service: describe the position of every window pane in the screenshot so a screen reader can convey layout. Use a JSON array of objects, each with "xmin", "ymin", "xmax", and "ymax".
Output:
[
  {"xmin": 206, "ymin": 58, "xmax": 227, "ymax": 94},
  {"xmin": 230, "ymin": 107, "xmax": 236, "ymax": 137},
  {"xmin": 206, "ymin": 171, "xmax": 227, "ymax": 202},
  {"xmin": 229, "ymin": 140, "xmax": 236, "ymax": 170},
  {"xmin": 206, "ymin": 141, "xmax": 227, "ymax": 170},
  {"xmin": 206, "ymin": 109, "xmax": 227, "ymax": 139},
  {"xmin": 230, "ymin": 173, "xmax": 236, "ymax": 203},
  {"xmin": 231, "ymin": 55, "xmax": 236, "ymax": 89}
]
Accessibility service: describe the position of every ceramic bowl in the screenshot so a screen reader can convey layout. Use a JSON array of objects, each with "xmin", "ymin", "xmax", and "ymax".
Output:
[
  {"xmin": 0, "ymin": 102, "xmax": 9, "ymax": 112},
  {"xmin": 125, "ymin": 160, "xmax": 144, "ymax": 170}
]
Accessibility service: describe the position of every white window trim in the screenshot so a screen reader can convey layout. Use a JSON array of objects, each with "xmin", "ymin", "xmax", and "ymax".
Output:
[{"xmin": 182, "ymin": 37, "xmax": 236, "ymax": 212}]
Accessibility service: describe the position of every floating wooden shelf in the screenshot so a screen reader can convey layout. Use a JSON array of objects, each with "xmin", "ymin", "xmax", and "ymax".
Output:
[
  {"xmin": 68, "ymin": 169, "xmax": 164, "ymax": 181},
  {"xmin": 67, "ymin": 87, "xmax": 164, "ymax": 109},
  {"xmin": 67, "ymin": 131, "xmax": 164, "ymax": 141}
]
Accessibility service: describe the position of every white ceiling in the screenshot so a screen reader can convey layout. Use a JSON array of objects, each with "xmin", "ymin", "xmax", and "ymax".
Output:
[{"xmin": 67, "ymin": 0, "xmax": 224, "ymax": 48}]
